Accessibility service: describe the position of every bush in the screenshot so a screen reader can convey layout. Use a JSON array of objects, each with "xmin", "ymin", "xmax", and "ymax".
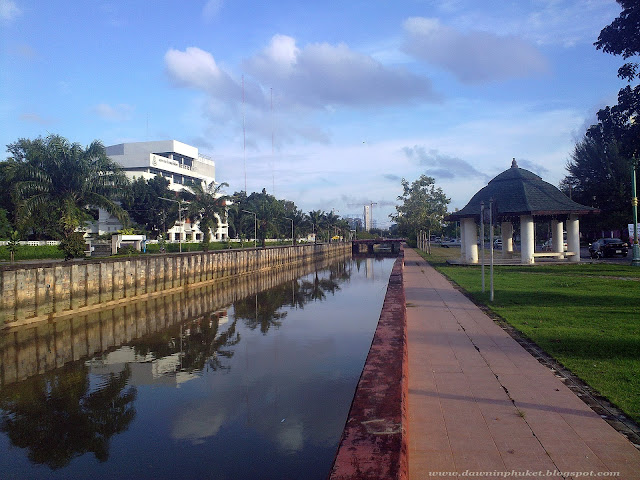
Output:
[
  {"xmin": 0, "ymin": 245, "xmax": 66, "ymax": 261},
  {"xmin": 117, "ymin": 245, "xmax": 140, "ymax": 256},
  {"xmin": 58, "ymin": 232, "xmax": 87, "ymax": 260}
]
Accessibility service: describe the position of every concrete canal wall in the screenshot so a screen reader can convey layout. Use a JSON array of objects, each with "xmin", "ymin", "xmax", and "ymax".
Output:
[
  {"xmin": 0, "ymin": 255, "xmax": 348, "ymax": 386},
  {"xmin": 0, "ymin": 243, "xmax": 350, "ymax": 329},
  {"xmin": 329, "ymin": 250, "xmax": 408, "ymax": 480}
]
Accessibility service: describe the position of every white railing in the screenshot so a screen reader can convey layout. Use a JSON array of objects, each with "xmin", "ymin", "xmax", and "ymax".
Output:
[{"xmin": 0, "ymin": 240, "xmax": 60, "ymax": 246}]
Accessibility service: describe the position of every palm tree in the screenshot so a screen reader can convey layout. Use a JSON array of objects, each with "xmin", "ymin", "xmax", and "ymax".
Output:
[
  {"xmin": 184, "ymin": 181, "xmax": 229, "ymax": 249},
  {"xmin": 12, "ymin": 135, "xmax": 130, "ymax": 257},
  {"xmin": 308, "ymin": 210, "xmax": 325, "ymax": 244}
]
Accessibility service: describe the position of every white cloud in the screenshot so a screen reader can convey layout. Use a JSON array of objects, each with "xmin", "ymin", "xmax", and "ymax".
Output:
[
  {"xmin": 19, "ymin": 112, "xmax": 52, "ymax": 125},
  {"xmin": 0, "ymin": 0, "xmax": 20, "ymax": 21},
  {"xmin": 245, "ymin": 35, "xmax": 439, "ymax": 108},
  {"xmin": 402, "ymin": 16, "xmax": 549, "ymax": 84},
  {"xmin": 93, "ymin": 103, "xmax": 134, "ymax": 122},
  {"xmin": 202, "ymin": 0, "xmax": 223, "ymax": 22},
  {"xmin": 402, "ymin": 146, "xmax": 490, "ymax": 181},
  {"xmin": 164, "ymin": 38, "xmax": 439, "ymax": 147},
  {"xmin": 426, "ymin": 0, "xmax": 620, "ymax": 48},
  {"xmin": 165, "ymin": 47, "xmax": 238, "ymax": 96}
]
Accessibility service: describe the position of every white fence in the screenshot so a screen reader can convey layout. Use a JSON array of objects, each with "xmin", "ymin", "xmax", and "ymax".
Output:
[{"xmin": 0, "ymin": 240, "xmax": 60, "ymax": 246}]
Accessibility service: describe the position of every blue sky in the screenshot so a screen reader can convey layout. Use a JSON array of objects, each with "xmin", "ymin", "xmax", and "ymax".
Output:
[{"xmin": 0, "ymin": 0, "xmax": 627, "ymax": 228}]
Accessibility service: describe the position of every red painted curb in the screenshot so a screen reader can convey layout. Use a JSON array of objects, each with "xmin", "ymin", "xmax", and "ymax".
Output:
[{"xmin": 328, "ymin": 250, "xmax": 408, "ymax": 480}]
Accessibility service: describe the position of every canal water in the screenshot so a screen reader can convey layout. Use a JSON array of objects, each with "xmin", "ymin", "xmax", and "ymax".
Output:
[{"xmin": 0, "ymin": 255, "xmax": 396, "ymax": 480}]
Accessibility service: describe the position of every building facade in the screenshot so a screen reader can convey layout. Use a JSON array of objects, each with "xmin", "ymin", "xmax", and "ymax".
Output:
[{"xmin": 91, "ymin": 140, "xmax": 229, "ymax": 241}]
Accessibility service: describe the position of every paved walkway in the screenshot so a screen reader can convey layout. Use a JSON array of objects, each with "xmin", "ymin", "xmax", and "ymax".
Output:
[{"xmin": 404, "ymin": 248, "xmax": 640, "ymax": 479}]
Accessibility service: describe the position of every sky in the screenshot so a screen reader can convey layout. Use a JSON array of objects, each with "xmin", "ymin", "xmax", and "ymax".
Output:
[{"xmin": 0, "ymin": 0, "xmax": 629, "ymax": 228}]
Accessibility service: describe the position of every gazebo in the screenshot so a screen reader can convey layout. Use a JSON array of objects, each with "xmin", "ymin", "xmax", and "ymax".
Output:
[{"xmin": 445, "ymin": 159, "xmax": 598, "ymax": 264}]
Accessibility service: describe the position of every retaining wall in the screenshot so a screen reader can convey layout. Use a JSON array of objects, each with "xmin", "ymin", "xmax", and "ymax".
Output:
[
  {"xmin": 329, "ymin": 250, "xmax": 408, "ymax": 480},
  {"xmin": 0, "ymin": 243, "xmax": 350, "ymax": 329},
  {"xmin": 0, "ymin": 255, "xmax": 347, "ymax": 386}
]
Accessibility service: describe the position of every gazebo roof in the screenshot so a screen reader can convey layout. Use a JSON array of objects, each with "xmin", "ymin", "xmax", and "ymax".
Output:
[{"xmin": 446, "ymin": 159, "xmax": 597, "ymax": 221}]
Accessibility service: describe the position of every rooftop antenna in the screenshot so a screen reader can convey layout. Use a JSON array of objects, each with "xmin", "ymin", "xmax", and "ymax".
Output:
[
  {"xmin": 242, "ymin": 75, "xmax": 247, "ymax": 193},
  {"xmin": 271, "ymin": 87, "xmax": 275, "ymax": 196}
]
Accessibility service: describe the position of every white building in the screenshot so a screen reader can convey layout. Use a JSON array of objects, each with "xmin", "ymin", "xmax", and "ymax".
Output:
[
  {"xmin": 364, "ymin": 205, "xmax": 372, "ymax": 232},
  {"xmin": 92, "ymin": 140, "xmax": 229, "ymax": 241}
]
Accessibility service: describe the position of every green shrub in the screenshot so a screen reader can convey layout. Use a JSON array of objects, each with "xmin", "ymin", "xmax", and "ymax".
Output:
[
  {"xmin": 58, "ymin": 232, "xmax": 87, "ymax": 260},
  {"xmin": 117, "ymin": 245, "xmax": 140, "ymax": 256},
  {"xmin": 0, "ymin": 245, "xmax": 66, "ymax": 261}
]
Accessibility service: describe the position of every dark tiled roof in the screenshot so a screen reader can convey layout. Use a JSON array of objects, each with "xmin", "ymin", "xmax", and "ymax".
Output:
[{"xmin": 446, "ymin": 163, "xmax": 597, "ymax": 221}]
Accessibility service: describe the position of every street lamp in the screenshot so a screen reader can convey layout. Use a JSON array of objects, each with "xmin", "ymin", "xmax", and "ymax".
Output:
[
  {"xmin": 159, "ymin": 197, "xmax": 188, "ymax": 253},
  {"xmin": 284, "ymin": 216, "xmax": 294, "ymax": 246},
  {"xmin": 242, "ymin": 209, "xmax": 257, "ymax": 249},
  {"xmin": 631, "ymin": 157, "xmax": 640, "ymax": 266}
]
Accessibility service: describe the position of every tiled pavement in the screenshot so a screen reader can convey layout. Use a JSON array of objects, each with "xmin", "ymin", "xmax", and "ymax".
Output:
[{"xmin": 404, "ymin": 248, "xmax": 640, "ymax": 480}]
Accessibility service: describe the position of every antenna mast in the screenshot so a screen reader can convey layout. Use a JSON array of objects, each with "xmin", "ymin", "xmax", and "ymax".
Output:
[
  {"xmin": 242, "ymin": 75, "xmax": 247, "ymax": 193},
  {"xmin": 271, "ymin": 87, "xmax": 275, "ymax": 196}
]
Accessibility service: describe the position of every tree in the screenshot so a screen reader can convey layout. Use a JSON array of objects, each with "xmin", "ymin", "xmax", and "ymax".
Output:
[
  {"xmin": 390, "ymin": 175, "xmax": 450, "ymax": 245},
  {"xmin": 243, "ymin": 189, "xmax": 284, "ymax": 247},
  {"xmin": 590, "ymin": 1, "xmax": 640, "ymax": 157},
  {"xmin": 0, "ymin": 209, "xmax": 12, "ymax": 239},
  {"xmin": 10, "ymin": 135, "xmax": 130, "ymax": 257},
  {"xmin": 184, "ymin": 181, "xmax": 229, "ymax": 249},
  {"xmin": 594, "ymin": 0, "xmax": 640, "ymax": 82},
  {"xmin": 308, "ymin": 210, "xmax": 325, "ymax": 243},
  {"xmin": 559, "ymin": 1, "xmax": 640, "ymax": 235},
  {"xmin": 121, "ymin": 176, "xmax": 178, "ymax": 237},
  {"xmin": 560, "ymin": 137, "xmax": 630, "ymax": 237}
]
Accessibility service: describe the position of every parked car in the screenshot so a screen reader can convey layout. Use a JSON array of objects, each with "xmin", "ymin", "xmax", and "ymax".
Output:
[
  {"xmin": 589, "ymin": 238, "xmax": 629, "ymax": 258},
  {"xmin": 541, "ymin": 239, "xmax": 568, "ymax": 251},
  {"xmin": 493, "ymin": 238, "xmax": 502, "ymax": 249}
]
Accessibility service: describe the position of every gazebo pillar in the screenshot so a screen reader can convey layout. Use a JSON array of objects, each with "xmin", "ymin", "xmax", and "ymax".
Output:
[
  {"xmin": 520, "ymin": 215, "xmax": 535, "ymax": 264},
  {"xmin": 501, "ymin": 221, "xmax": 513, "ymax": 257},
  {"xmin": 552, "ymin": 219, "xmax": 564, "ymax": 259},
  {"xmin": 566, "ymin": 214, "xmax": 580, "ymax": 262},
  {"xmin": 462, "ymin": 217, "xmax": 478, "ymax": 264},
  {"xmin": 460, "ymin": 219, "xmax": 466, "ymax": 262}
]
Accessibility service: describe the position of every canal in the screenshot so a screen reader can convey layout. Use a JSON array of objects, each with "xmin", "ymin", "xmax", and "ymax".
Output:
[{"xmin": 0, "ymin": 255, "xmax": 396, "ymax": 479}]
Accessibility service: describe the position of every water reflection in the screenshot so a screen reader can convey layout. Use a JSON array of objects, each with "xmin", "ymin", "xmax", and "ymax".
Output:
[
  {"xmin": 0, "ymin": 255, "xmax": 395, "ymax": 479},
  {"xmin": 0, "ymin": 364, "xmax": 136, "ymax": 469}
]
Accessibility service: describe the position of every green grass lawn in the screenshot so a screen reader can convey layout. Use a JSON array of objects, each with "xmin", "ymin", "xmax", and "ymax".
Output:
[{"xmin": 419, "ymin": 246, "xmax": 640, "ymax": 424}]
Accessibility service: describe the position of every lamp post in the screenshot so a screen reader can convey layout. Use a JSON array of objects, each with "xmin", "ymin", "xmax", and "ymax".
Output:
[
  {"xmin": 632, "ymin": 157, "xmax": 640, "ymax": 266},
  {"xmin": 242, "ymin": 209, "xmax": 257, "ymax": 249},
  {"xmin": 159, "ymin": 197, "xmax": 188, "ymax": 253},
  {"xmin": 284, "ymin": 216, "xmax": 294, "ymax": 246}
]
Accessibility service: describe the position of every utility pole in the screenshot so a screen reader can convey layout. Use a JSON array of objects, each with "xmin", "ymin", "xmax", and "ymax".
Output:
[
  {"xmin": 242, "ymin": 210, "xmax": 257, "ymax": 249},
  {"xmin": 632, "ymin": 157, "xmax": 640, "ymax": 266},
  {"xmin": 159, "ymin": 197, "xmax": 188, "ymax": 253},
  {"xmin": 284, "ymin": 216, "xmax": 294, "ymax": 246}
]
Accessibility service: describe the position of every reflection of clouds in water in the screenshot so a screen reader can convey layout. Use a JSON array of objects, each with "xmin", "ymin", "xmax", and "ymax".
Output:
[
  {"xmin": 171, "ymin": 404, "xmax": 228, "ymax": 445},
  {"xmin": 276, "ymin": 420, "xmax": 304, "ymax": 454}
]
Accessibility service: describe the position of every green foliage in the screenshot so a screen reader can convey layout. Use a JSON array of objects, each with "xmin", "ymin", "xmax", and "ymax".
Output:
[
  {"xmin": 116, "ymin": 245, "xmax": 140, "ymax": 256},
  {"xmin": 183, "ymin": 181, "xmax": 229, "ymax": 244},
  {"xmin": 561, "ymin": 2, "xmax": 640, "ymax": 235},
  {"xmin": 8, "ymin": 135, "xmax": 130, "ymax": 240},
  {"xmin": 121, "ymin": 176, "xmax": 177, "ymax": 236},
  {"xmin": 560, "ymin": 137, "xmax": 631, "ymax": 237},
  {"xmin": 0, "ymin": 244, "xmax": 65, "ymax": 261},
  {"xmin": 390, "ymin": 175, "xmax": 450, "ymax": 242},
  {"xmin": 7, "ymin": 230, "xmax": 19, "ymax": 262},
  {"xmin": 0, "ymin": 209, "xmax": 12, "ymax": 239},
  {"xmin": 58, "ymin": 232, "xmax": 87, "ymax": 260},
  {"xmin": 594, "ymin": 0, "xmax": 640, "ymax": 81}
]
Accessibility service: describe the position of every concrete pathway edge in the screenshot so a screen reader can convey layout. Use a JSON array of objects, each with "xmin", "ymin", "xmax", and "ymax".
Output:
[{"xmin": 329, "ymin": 252, "xmax": 409, "ymax": 480}]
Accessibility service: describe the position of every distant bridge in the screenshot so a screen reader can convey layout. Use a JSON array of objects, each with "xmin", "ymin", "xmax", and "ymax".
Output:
[{"xmin": 352, "ymin": 238, "xmax": 404, "ymax": 254}]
